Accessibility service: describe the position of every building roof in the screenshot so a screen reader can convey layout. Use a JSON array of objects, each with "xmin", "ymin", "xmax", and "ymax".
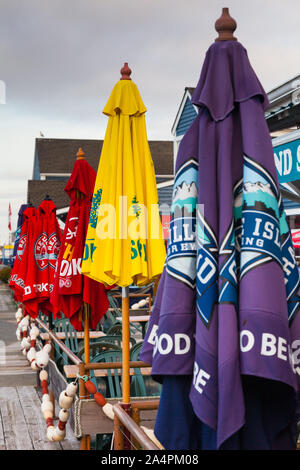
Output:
[
  {"xmin": 171, "ymin": 87, "xmax": 197, "ymax": 136},
  {"xmin": 34, "ymin": 137, "xmax": 174, "ymax": 178},
  {"xmin": 27, "ymin": 179, "xmax": 69, "ymax": 210},
  {"xmin": 265, "ymin": 74, "xmax": 300, "ymax": 135},
  {"xmin": 27, "ymin": 174, "xmax": 174, "ymax": 211}
]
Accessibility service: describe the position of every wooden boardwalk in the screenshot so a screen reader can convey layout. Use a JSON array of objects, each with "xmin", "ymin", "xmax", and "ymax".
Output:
[
  {"xmin": 0, "ymin": 283, "xmax": 80, "ymax": 450},
  {"xmin": 0, "ymin": 386, "xmax": 80, "ymax": 450}
]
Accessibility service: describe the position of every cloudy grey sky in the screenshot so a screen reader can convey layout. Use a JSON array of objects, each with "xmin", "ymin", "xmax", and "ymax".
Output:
[{"xmin": 0, "ymin": 0, "xmax": 300, "ymax": 245}]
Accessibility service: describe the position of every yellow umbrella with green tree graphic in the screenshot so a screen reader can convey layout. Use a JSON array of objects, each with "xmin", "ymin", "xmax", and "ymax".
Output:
[{"xmin": 82, "ymin": 63, "xmax": 166, "ymax": 404}]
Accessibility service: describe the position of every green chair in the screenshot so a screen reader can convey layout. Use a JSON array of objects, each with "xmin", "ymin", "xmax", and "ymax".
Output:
[
  {"xmin": 130, "ymin": 342, "xmax": 161, "ymax": 398},
  {"xmin": 78, "ymin": 335, "xmax": 136, "ymax": 361},
  {"xmin": 90, "ymin": 349, "xmax": 123, "ymax": 398},
  {"xmin": 38, "ymin": 311, "xmax": 51, "ymax": 333},
  {"xmin": 106, "ymin": 323, "xmax": 122, "ymax": 335},
  {"xmin": 102, "ymin": 293, "xmax": 121, "ymax": 333},
  {"xmin": 53, "ymin": 316, "xmax": 80, "ymax": 368},
  {"xmin": 77, "ymin": 340, "xmax": 122, "ymax": 361},
  {"xmin": 102, "ymin": 334, "xmax": 136, "ymax": 347}
]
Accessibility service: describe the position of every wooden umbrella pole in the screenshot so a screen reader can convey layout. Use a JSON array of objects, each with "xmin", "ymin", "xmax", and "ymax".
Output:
[
  {"xmin": 122, "ymin": 286, "xmax": 131, "ymax": 404},
  {"xmin": 83, "ymin": 302, "xmax": 90, "ymax": 366},
  {"xmin": 83, "ymin": 303, "xmax": 91, "ymax": 450},
  {"xmin": 121, "ymin": 285, "xmax": 132, "ymax": 449},
  {"xmin": 76, "ymin": 149, "xmax": 91, "ymax": 449}
]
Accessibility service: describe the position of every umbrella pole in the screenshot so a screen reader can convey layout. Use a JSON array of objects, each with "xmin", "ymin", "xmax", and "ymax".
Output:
[
  {"xmin": 83, "ymin": 302, "xmax": 90, "ymax": 365},
  {"xmin": 83, "ymin": 301, "xmax": 91, "ymax": 450},
  {"xmin": 121, "ymin": 286, "xmax": 132, "ymax": 449},
  {"xmin": 122, "ymin": 286, "xmax": 130, "ymax": 404}
]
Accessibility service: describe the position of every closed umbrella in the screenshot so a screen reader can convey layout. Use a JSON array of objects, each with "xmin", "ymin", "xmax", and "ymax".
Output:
[
  {"xmin": 12, "ymin": 203, "xmax": 30, "ymax": 267},
  {"xmin": 51, "ymin": 148, "xmax": 110, "ymax": 332},
  {"xmin": 82, "ymin": 63, "xmax": 166, "ymax": 404},
  {"xmin": 9, "ymin": 205, "xmax": 36, "ymax": 306},
  {"xmin": 23, "ymin": 197, "xmax": 62, "ymax": 318},
  {"xmin": 140, "ymin": 9, "xmax": 300, "ymax": 450}
]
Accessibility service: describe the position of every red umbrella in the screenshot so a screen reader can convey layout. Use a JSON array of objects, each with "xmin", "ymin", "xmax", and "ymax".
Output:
[
  {"xmin": 50, "ymin": 148, "xmax": 110, "ymax": 331},
  {"xmin": 9, "ymin": 205, "xmax": 36, "ymax": 305},
  {"xmin": 22, "ymin": 197, "xmax": 62, "ymax": 318}
]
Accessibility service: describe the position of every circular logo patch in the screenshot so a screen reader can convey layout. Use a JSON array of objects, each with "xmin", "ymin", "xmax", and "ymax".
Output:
[
  {"xmin": 34, "ymin": 232, "xmax": 48, "ymax": 270},
  {"xmin": 17, "ymin": 234, "xmax": 27, "ymax": 261},
  {"xmin": 48, "ymin": 233, "xmax": 60, "ymax": 269}
]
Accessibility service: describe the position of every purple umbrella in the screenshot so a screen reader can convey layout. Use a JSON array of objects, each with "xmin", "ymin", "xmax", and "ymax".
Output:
[{"xmin": 140, "ymin": 8, "xmax": 300, "ymax": 450}]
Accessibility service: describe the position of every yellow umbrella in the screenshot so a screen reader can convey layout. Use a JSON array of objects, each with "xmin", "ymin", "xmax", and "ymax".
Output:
[{"xmin": 82, "ymin": 63, "xmax": 166, "ymax": 404}]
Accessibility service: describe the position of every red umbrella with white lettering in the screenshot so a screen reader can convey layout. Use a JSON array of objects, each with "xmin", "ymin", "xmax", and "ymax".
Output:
[
  {"xmin": 9, "ymin": 205, "xmax": 36, "ymax": 306},
  {"xmin": 50, "ymin": 148, "xmax": 110, "ymax": 331},
  {"xmin": 22, "ymin": 197, "xmax": 62, "ymax": 318},
  {"xmin": 292, "ymin": 229, "xmax": 300, "ymax": 249}
]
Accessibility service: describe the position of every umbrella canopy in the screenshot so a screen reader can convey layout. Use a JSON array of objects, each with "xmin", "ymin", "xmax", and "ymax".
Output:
[
  {"xmin": 9, "ymin": 205, "xmax": 36, "ymax": 305},
  {"xmin": 22, "ymin": 198, "xmax": 62, "ymax": 318},
  {"xmin": 12, "ymin": 203, "xmax": 30, "ymax": 267},
  {"xmin": 82, "ymin": 64, "xmax": 166, "ymax": 405},
  {"xmin": 140, "ymin": 9, "xmax": 300, "ymax": 450},
  {"xmin": 81, "ymin": 64, "xmax": 166, "ymax": 287},
  {"xmin": 51, "ymin": 148, "xmax": 110, "ymax": 331}
]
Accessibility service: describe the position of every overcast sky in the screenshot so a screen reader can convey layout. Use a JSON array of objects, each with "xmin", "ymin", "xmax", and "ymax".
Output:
[{"xmin": 0, "ymin": 0, "xmax": 300, "ymax": 246}]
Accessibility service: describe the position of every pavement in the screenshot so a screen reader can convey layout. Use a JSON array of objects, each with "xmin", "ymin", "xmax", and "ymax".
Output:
[{"xmin": 0, "ymin": 283, "xmax": 37, "ymax": 386}]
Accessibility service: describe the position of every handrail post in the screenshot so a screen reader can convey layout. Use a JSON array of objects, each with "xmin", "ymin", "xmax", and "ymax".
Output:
[
  {"xmin": 114, "ymin": 414, "xmax": 124, "ymax": 450},
  {"xmin": 131, "ymin": 405, "xmax": 141, "ymax": 450},
  {"xmin": 121, "ymin": 402, "xmax": 132, "ymax": 450},
  {"xmin": 46, "ymin": 316, "xmax": 56, "ymax": 419},
  {"xmin": 113, "ymin": 403, "xmax": 161, "ymax": 451},
  {"xmin": 78, "ymin": 362, "xmax": 89, "ymax": 450}
]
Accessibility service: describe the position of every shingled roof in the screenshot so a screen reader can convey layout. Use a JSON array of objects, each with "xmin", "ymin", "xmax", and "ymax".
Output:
[
  {"xmin": 27, "ymin": 180, "xmax": 69, "ymax": 209},
  {"xmin": 33, "ymin": 138, "xmax": 174, "ymax": 177},
  {"xmin": 28, "ymin": 137, "xmax": 174, "ymax": 210},
  {"xmin": 27, "ymin": 178, "xmax": 175, "ymax": 211}
]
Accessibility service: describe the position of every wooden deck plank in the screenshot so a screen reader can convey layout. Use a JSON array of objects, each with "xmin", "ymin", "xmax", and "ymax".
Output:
[
  {"xmin": 0, "ymin": 403, "xmax": 5, "ymax": 450},
  {"xmin": 16, "ymin": 386, "xmax": 62, "ymax": 450},
  {"xmin": 0, "ymin": 386, "xmax": 80, "ymax": 450},
  {"xmin": 35, "ymin": 387, "xmax": 80, "ymax": 450},
  {"xmin": 0, "ymin": 387, "xmax": 33, "ymax": 450}
]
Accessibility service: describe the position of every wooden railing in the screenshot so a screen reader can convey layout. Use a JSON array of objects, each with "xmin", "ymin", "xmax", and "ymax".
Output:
[
  {"xmin": 35, "ymin": 317, "xmax": 160, "ymax": 451},
  {"xmin": 113, "ymin": 402, "xmax": 161, "ymax": 450},
  {"xmin": 35, "ymin": 317, "xmax": 82, "ymax": 365}
]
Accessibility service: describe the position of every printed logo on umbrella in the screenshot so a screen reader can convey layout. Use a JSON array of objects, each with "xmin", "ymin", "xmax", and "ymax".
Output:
[
  {"xmin": 48, "ymin": 233, "xmax": 61, "ymax": 269},
  {"xmin": 17, "ymin": 234, "xmax": 27, "ymax": 261},
  {"xmin": 34, "ymin": 232, "xmax": 60, "ymax": 270},
  {"xmin": 89, "ymin": 188, "xmax": 102, "ymax": 229}
]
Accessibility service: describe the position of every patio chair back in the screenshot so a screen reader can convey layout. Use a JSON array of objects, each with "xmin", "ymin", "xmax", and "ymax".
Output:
[{"xmin": 130, "ymin": 342, "xmax": 161, "ymax": 398}]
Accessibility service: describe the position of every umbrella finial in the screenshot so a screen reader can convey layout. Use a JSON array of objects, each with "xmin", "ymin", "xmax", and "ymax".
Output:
[
  {"xmin": 120, "ymin": 62, "xmax": 132, "ymax": 80},
  {"xmin": 215, "ymin": 7, "xmax": 237, "ymax": 42},
  {"xmin": 76, "ymin": 148, "xmax": 85, "ymax": 160}
]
